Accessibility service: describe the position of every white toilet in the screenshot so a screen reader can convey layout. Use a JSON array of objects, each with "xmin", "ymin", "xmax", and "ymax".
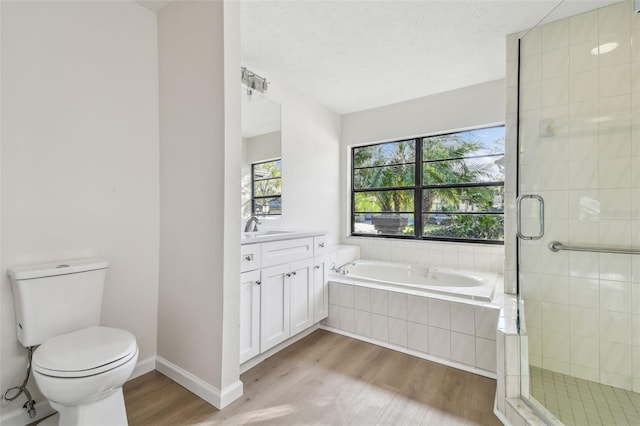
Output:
[{"xmin": 8, "ymin": 258, "xmax": 139, "ymax": 426}]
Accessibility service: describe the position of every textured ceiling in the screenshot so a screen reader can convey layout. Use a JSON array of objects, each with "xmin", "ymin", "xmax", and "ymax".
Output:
[{"xmin": 241, "ymin": 0, "xmax": 621, "ymax": 114}]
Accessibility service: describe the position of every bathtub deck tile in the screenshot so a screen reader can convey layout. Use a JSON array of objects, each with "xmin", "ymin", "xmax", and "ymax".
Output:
[
  {"xmin": 429, "ymin": 326, "xmax": 451, "ymax": 360},
  {"xmin": 371, "ymin": 313, "xmax": 389, "ymax": 342},
  {"xmin": 408, "ymin": 295, "xmax": 430, "ymax": 325},
  {"xmin": 388, "ymin": 292, "xmax": 408, "ymax": 320},
  {"xmin": 371, "ymin": 289, "xmax": 389, "ymax": 316},
  {"xmin": 354, "ymin": 286, "xmax": 371, "ymax": 311},
  {"xmin": 389, "ymin": 318, "xmax": 408, "ymax": 347},
  {"xmin": 408, "ymin": 322, "xmax": 430, "ymax": 354},
  {"xmin": 428, "ymin": 299, "xmax": 451, "ymax": 330},
  {"xmin": 355, "ymin": 310, "xmax": 372, "ymax": 337},
  {"xmin": 451, "ymin": 302, "xmax": 476, "ymax": 336}
]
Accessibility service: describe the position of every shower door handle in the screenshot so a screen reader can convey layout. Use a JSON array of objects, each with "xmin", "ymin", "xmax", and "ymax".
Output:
[{"xmin": 516, "ymin": 194, "xmax": 544, "ymax": 240}]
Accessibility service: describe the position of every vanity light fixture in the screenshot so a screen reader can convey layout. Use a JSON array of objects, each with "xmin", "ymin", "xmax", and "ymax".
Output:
[
  {"xmin": 590, "ymin": 42, "xmax": 618, "ymax": 56},
  {"xmin": 241, "ymin": 67, "xmax": 268, "ymax": 95}
]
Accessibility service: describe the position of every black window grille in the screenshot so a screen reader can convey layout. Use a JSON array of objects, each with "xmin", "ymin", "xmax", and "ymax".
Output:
[
  {"xmin": 351, "ymin": 126, "xmax": 505, "ymax": 244},
  {"xmin": 252, "ymin": 159, "xmax": 282, "ymax": 216}
]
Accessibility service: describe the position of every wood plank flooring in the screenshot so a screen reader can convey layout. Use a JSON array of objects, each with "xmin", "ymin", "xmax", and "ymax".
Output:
[{"xmin": 124, "ymin": 330, "xmax": 501, "ymax": 425}]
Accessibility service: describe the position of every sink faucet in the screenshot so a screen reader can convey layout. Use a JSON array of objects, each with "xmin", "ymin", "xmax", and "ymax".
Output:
[
  {"xmin": 331, "ymin": 261, "xmax": 356, "ymax": 275},
  {"xmin": 244, "ymin": 216, "xmax": 261, "ymax": 232}
]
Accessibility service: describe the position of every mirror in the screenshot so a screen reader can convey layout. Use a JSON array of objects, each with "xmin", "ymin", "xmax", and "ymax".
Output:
[{"xmin": 241, "ymin": 90, "xmax": 282, "ymax": 219}]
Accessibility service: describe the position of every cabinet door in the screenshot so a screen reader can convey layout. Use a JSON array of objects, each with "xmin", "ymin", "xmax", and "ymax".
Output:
[
  {"xmin": 313, "ymin": 256, "xmax": 329, "ymax": 322},
  {"xmin": 239, "ymin": 270, "xmax": 261, "ymax": 363},
  {"xmin": 290, "ymin": 259, "xmax": 314, "ymax": 336},
  {"xmin": 260, "ymin": 263, "xmax": 291, "ymax": 352}
]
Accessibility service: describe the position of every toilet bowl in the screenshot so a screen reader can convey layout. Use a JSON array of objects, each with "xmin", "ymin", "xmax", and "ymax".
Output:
[
  {"xmin": 32, "ymin": 326, "xmax": 138, "ymax": 426},
  {"xmin": 8, "ymin": 258, "xmax": 138, "ymax": 425}
]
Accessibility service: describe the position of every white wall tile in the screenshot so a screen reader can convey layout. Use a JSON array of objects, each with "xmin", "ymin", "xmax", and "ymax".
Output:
[
  {"xmin": 450, "ymin": 302, "xmax": 475, "ymax": 335},
  {"xmin": 599, "ymin": 2, "xmax": 630, "ymax": 38},
  {"xmin": 370, "ymin": 288, "xmax": 388, "ymax": 316},
  {"xmin": 327, "ymin": 303, "xmax": 339, "ymax": 328},
  {"xmin": 570, "ymin": 306, "xmax": 600, "ymax": 338},
  {"xmin": 600, "ymin": 341, "xmax": 632, "ymax": 376},
  {"xmin": 427, "ymin": 298, "xmax": 450, "ymax": 330},
  {"xmin": 339, "ymin": 307, "xmax": 355, "ymax": 333},
  {"xmin": 570, "ymin": 335, "xmax": 600, "ymax": 369},
  {"xmin": 569, "ymin": 10, "xmax": 598, "ymax": 44},
  {"xmin": 370, "ymin": 313, "xmax": 389, "ymax": 342},
  {"xmin": 388, "ymin": 292, "xmax": 407, "ymax": 320},
  {"xmin": 569, "ymin": 277, "xmax": 600, "ymax": 308},
  {"xmin": 354, "ymin": 310, "xmax": 371, "ymax": 337},
  {"xmin": 428, "ymin": 326, "xmax": 450, "ymax": 360},
  {"xmin": 329, "ymin": 282, "xmax": 340, "ymax": 305},
  {"xmin": 339, "ymin": 284, "xmax": 355, "ymax": 308},
  {"xmin": 354, "ymin": 286, "xmax": 371, "ymax": 311},
  {"xmin": 451, "ymin": 331, "xmax": 475, "ymax": 367},
  {"xmin": 476, "ymin": 337, "xmax": 497, "ymax": 372},
  {"xmin": 542, "ymin": 329, "xmax": 571, "ymax": 364},
  {"xmin": 600, "ymin": 279, "xmax": 632, "ymax": 313},
  {"xmin": 388, "ymin": 318, "xmax": 407, "ymax": 347},
  {"xmin": 475, "ymin": 306, "xmax": 499, "ymax": 340},
  {"xmin": 407, "ymin": 295, "xmax": 429, "ymax": 325},
  {"xmin": 407, "ymin": 321, "xmax": 429, "ymax": 354},
  {"xmin": 542, "ymin": 19, "xmax": 569, "ymax": 52},
  {"xmin": 600, "ymin": 310, "xmax": 631, "ymax": 344},
  {"xmin": 542, "ymin": 302, "xmax": 571, "ymax": 334}
]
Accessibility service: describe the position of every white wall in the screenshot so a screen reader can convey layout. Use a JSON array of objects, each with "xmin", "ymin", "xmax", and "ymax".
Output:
[
  {"xmin": 0, "ymin": 0, "xmax": 159, "ymax": 419},
  {"xmin": 340, "ymin": 80, "xmax": 506, "ymax": 269},
  {"xmin": 157, "ymin": 0, "xmax": 242, "ymax": 408}
]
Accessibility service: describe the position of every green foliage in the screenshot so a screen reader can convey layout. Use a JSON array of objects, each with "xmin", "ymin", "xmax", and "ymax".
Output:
[{"xmin": 424, "ymin": 214, "xmax": 504, "ymax": 241}]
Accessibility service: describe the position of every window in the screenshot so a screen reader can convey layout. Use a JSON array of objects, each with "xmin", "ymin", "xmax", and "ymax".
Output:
[
  {"xmin": 252, "ymin": 159, "xmax": 282, "ymax": 216},
  {"xmin": 351, "ymin": 126, "xmax": 504, "ymax": 243}
]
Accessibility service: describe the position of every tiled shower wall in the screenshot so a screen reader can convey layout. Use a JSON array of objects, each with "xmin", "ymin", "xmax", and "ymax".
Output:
[
  {"xmin": 343, "ymin": 237, "xmax": 505, "ymax": 275},
  {"xmin": 512, "ymin": 2, "xmax": 640, "ymax": 393}
]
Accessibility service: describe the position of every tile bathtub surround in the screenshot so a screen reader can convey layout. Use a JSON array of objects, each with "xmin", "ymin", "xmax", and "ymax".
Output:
[
  {"xmin": 343, "ymin": 237, "xmax": 505, "ymax": 275},
  {"xmin": 324, "ymin": 281, "xmax": 500, "ymax": 377}
]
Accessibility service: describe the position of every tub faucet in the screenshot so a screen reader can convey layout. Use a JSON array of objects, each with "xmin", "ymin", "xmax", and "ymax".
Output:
[
  {"xmin": 331, "ymin": 261, "xmax": 356, "ymax": 275},
  {"xmin": 244, "ymin": 216, "xmax": 261, "ymax": 232}
]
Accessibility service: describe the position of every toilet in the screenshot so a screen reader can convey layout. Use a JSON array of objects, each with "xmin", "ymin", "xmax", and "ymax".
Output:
[{"xmin": 8, "ymin": 258, "xmax": 138, "ymax": 426}]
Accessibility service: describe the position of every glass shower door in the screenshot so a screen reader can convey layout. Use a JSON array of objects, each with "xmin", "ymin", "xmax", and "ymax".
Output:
[{"xmin": 516, "ymin": 1, "xmax": 639, "ymax": 424}]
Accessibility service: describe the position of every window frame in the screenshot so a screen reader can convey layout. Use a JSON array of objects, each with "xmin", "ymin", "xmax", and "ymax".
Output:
[
  {"xmin": 251, "ymin": 158, "xmax": 282, "ymax": 217},
  {"xmin": 350, "ymin": 126, "xmax": 504, "ymax": 245}
]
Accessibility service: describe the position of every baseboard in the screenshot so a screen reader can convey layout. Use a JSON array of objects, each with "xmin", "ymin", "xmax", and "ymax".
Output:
[
  {"xmin": 319, "ymin": 325, "xmax": 497, "ymax": 380},
  {"xmin": 155, "ymin": 356, "xmax": 243, "ymax": 409},
  {"xmin": 0, "ymin": 400, "xmax": 54, "ymax": 426},
  {"xmin": 131, "ymin": 355, "xmax": 156, "ymax": 380}
]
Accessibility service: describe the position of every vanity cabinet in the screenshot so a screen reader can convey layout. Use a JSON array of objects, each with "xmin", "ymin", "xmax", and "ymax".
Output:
[
  {"xmin": 239, "ymin": 233, "xmax": 327, "ymax": 362},
  {"xmin": 239, "ymin": 269, "xmax": 261, "ymax": 363},
  {"xmin": 313, "ymin": 255, "xmax": 329, "ymax": 323}
]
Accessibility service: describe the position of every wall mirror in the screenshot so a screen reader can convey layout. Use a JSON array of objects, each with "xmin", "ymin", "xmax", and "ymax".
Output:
[{"xmin": 241, "ymin": 90, "xmax": 282, "ymax": 219}]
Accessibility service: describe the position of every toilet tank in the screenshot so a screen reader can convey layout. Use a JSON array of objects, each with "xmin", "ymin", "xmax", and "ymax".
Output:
[{"xmin": 8, "ymin": 258, "xmax": 109, "ymax": 347}]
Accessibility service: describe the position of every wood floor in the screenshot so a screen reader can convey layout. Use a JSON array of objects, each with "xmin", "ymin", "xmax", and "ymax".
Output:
[{"xmin": 123, "ymin": 330, "xmax": 501, "ymax": 425}]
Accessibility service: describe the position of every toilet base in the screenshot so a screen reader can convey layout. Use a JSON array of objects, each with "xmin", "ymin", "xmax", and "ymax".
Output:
[{"xmin": 47, "ymin": 388, "xmax": 128, "ymax": 426}]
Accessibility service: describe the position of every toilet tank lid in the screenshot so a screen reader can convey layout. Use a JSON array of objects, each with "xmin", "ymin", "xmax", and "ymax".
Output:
[{"xmin": 8, "ymin": 258, "xmax": 109, "ymax": 280}]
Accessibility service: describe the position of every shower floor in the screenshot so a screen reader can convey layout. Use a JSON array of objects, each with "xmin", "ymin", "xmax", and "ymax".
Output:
[{"xmin": 530, "ymin": 367, "xmax": 640, "ymax": 426}]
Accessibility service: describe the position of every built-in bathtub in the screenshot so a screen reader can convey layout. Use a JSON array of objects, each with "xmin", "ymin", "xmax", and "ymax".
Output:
[
  {"xmin": 323, "ymin": 259, "xmax": 502, "ymax": 378},
  {"xmin": 338, "ymin": 260, "xmax": 499, "ymax": 302}
]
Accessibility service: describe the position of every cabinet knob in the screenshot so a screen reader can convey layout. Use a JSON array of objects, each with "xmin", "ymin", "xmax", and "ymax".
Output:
[
  {"xmin": 244, "ymin": 254, "xmax": 253, "ymax": 262},
  {"xmin": 291, "ymin": 271, "xmax": 297, "ymax": 276},
  {"xmin": 286, "ymin": 273, "xmax": 291, "ymax": 277},
  {"xmin": 314, "ymin": 265, "xmax": 321, "ymax": 270},
  {"xmin": 318, "ymin": 242, "xmax": 325, "ymax": 248},
  {"xmin": 255, "ymin": 280, "xmax": 261, "ymax": 285}
]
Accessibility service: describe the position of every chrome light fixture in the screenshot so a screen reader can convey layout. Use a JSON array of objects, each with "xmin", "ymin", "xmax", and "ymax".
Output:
[{"xmin": 241, "ymin": 67, "xmax": 268, "ymax": 95}]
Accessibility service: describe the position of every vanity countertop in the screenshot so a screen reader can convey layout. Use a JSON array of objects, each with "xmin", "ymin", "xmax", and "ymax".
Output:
[{"xmin": 241, "ymin": 230, "xmax": 326, "ymax": 245}]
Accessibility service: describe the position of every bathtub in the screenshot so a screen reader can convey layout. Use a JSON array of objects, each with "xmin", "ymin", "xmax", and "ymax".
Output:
[{"xmin": 332, "ymin": 260, "xmax": 499, "ymax": 302}]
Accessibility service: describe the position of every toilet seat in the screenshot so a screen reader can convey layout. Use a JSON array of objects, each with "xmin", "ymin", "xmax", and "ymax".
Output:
[{"xmin": 33, "ymin": 326, "xmax": 137, "ymax": 379}]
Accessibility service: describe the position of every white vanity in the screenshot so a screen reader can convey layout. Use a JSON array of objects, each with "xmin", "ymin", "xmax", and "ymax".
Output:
[{"xmin": 239, "ymin": 231, "xmax": 328, "ymax": 364}]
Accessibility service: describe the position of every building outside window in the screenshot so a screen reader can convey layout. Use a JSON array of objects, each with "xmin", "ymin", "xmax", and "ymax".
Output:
[
  {"xmin": 351, "ymin": 126, "xmax": 504, "ymax": 244},
  {"xmin": 252, "ymin": 159, "xmax": 282, "ymax": 216}
]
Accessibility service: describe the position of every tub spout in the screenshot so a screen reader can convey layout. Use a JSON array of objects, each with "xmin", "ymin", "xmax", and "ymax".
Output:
[{"xmin": 331, "ymin": 261, "xmax": 356, "ymax": 275}]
